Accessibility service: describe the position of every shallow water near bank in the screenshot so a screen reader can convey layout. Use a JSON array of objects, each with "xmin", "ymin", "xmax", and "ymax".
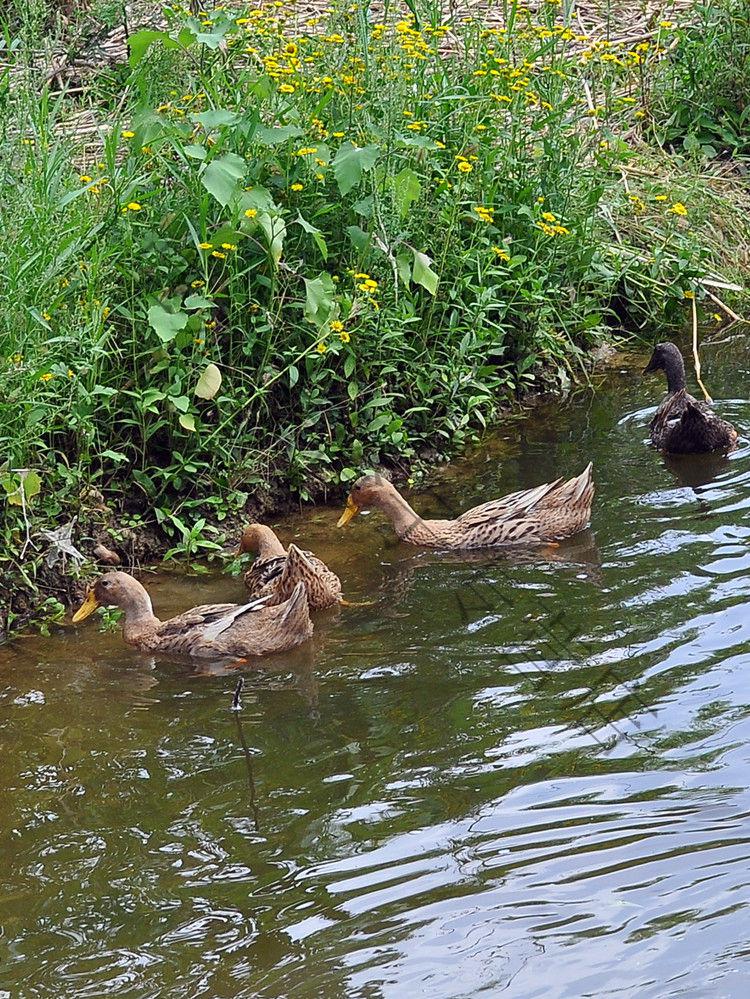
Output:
[{"xmin": 2, "ymin": 336, "xmax": 750, "ymax": 997}]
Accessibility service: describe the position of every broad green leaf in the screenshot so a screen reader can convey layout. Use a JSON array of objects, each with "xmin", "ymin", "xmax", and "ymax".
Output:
[
  {"xmin": 172, "ymin": 395, "xmax": 190, "ymax": 413},
  {"xmin": 195, "ymin": 362, "xmax": 222, "ymax": 400},
  {"xmin": 346, "ymin": 225, "xmax": 371, "ymax": 253},
  {"xmin": 192, "ymin": 109, "xmax": 239, "ymax": 130},
  {"xmin": 258, "ymin": 213, "xmax": 286, "ymax": 266},
  {"xmin": 179, "ymin": 413, "xmax": 196, "ymax": 432},
  {"xmin": 1, "ymin": 469, "xmax": 41, "ymax": 506},
  {"xmin": 304, "ymin": 273, "xmax": 335, "ymax": 327},
  {"xmin": 396, "ymin": 251, "xmax": 412, "ymax": 287},
  {"xmin": 412, "ymin": 250, "xmax": 439, "ymax": 295},
  {"xmin": 240, "ymin": 186, "xmax": 276, "ymax": 215},
  {"xmin": 183, "ymin": 144, "xmax": 207, "ymax": 160},
  {"xmin": 184, "ymin": 293, "xmax": 213, "ymax": 310},
  {"xmin": 201, "ymin": 152, "xmax": 245, "ymax": 207},
  {"xmin": 147, "ymin": 304, "xmax": 189, "ymax": 343},
  {"xmin": 393, "ymin": 167, "xmax": 421, "ymax": 219},
  {"xmin": 332, "ymin": 143, "xmax": 379, "ymax": 196},
  {"xmin": 127, "ymin": 29, "xmax": 178, "ymax": 68},
  {"xmin": 296, "ymin": 215, "xmax": 328, "ymax": 261},
  {"xmin": 255, "ymin": 124, "xmax": 303, "ymax": 145}
]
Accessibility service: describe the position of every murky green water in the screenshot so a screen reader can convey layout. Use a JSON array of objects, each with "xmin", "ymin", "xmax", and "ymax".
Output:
[{"xmin": 2, "ymin": 337, "xmax": 750, "ymax": 997}]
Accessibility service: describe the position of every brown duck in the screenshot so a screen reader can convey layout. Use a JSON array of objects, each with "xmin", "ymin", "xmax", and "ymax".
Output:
[
  {"xmin": 644, "ymin": 342, "xmax": 737, "ymax": 454},
  {"xmin": 238, "ymin": 524, "xmax": 342, "ymax": 610},
  {"xmin": 72, "ymin": 570, "xmax": 312, "ymax": 657},
  {"xmin": 337, "ymin": 466, "xmax": 594, "ymax": 548}
]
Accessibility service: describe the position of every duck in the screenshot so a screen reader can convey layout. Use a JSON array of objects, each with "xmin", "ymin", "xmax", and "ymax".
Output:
[
  {"xmin": 644, "ymin": 342, "xmax": 737, "ymax": 454},
  {"xmin": 337, "ymin": 465, "xmax": 594, "ymax": 548},
  {"xmin": 71, "ymin": 570, "xmax": 312, "ymax": 657},
  {"xmin": 237, "ymin": 524, "xmax": 342, "ymax": 610}
]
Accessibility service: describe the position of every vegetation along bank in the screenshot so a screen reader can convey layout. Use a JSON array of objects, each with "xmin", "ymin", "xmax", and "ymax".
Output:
[{"xmin": 1, "ymin": 0, "xmax": 749, "ymax": 637}]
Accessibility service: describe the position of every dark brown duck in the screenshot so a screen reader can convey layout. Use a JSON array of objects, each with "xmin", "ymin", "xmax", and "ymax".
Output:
[{"xmin": 644, "ymin": 342, "xmax": 738, "ymax": 455}]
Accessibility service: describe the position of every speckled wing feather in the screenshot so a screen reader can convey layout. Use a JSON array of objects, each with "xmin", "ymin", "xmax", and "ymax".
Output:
[{"xmin": 454, "ymin": 479, "xmax": 564, "ymax": 530}]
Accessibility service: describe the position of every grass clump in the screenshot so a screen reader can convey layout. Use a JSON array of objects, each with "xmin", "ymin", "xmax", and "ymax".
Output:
[{"xmin": 1, "ymin": 0, "xmax": 748, "ymax": 634}]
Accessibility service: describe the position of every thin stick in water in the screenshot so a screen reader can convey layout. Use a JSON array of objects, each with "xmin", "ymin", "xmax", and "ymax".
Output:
[
  {"xmin": 231, "ymin": 676, "xmax": 244, "ymax": 712},
  {"xmin": 691, "ymin": 296, "xmax": 713, "ymax": 404}
]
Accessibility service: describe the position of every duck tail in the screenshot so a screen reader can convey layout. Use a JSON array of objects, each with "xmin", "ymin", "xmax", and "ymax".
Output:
[
  {"xmin": 277, "ymin": 544, "xmax": 313, "ymax": 601},
  {"xmin": 571, "ymin": 462, "xmax": 594, "ymax": 504},
  {"xmin": 279, "ymin": 580, "xmax": 312, "ymax": 634}
]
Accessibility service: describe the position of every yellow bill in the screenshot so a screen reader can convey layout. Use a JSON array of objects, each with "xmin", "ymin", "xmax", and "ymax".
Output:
[
  {"xmin": 337, "ymin": 496, "xmax": 360, "ymax": 528},
  {"xmin": 72, "ymin": 590, "xmax": 100, "ymax": 623}
]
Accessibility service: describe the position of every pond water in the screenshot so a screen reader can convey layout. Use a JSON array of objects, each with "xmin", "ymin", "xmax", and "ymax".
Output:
[{"xmin": 2, "ymin": 336, "xmax": 750, "ymax": 998}]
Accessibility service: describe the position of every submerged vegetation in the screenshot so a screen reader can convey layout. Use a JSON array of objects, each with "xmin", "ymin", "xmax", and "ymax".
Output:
[{"xmin": 1, "ymin": 0, "xmax": 749, "ymax": 636}]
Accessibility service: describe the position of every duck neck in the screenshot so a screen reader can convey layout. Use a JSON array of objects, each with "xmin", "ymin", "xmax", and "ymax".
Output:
[
  {"xmin": 663, "ymin": 352, "xmax": 686, "ymax": 394},
  {"xmin": 120, "ymin": 590, "xmax": 160, "ymax": 644},
  {"xmin": 255, "ymin": 528, "xmax": 286, "ymax": 559},
  {"xmin": 374, "ymin": 488, "xmax": 425, "ymax": 539}
]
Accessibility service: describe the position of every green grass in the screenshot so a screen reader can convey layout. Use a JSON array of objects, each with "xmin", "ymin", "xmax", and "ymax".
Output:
[{"xmin": 1, "ymin": 0, "xmax": 749, "ymax": 636}]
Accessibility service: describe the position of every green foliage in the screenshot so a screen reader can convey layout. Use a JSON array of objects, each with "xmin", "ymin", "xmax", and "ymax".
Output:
[{"xmin": 651, "ymin": 1, "xmax": 750, "ymax": 158}]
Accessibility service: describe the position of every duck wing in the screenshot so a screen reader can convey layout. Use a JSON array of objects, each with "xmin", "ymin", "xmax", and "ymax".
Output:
[
  {"xmin": 455, "ymin": 478, "xmax": 565, "ymax": 530},
  {"xmin": 654, "ymin": 390, "xmax": 737, "ymax": 453},
  {"xmin": 155, "ymin": 596, "xmax": 271, "ymax": 644},
  {"xmin": 276, "ymin": 544, "xmax": 342, "ymax": 609}
]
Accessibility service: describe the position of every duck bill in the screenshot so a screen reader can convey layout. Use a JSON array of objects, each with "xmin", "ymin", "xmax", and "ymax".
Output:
[
  {"xmin": 72, "ymin": 590, "xmax": 100, "ymax": 623},
  {"xmin": 337, "ymin": 497, "xmax": 360, "ymax": 528}
]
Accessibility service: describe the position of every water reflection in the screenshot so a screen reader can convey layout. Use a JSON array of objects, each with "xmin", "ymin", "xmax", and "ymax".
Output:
[{"xmin": 1, "ymin": 336, "xmax": 750, "ymax": 997}]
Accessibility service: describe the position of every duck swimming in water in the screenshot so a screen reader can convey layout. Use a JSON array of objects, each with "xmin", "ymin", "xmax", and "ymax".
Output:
[
  {"xmin": 237, "ymin": 524, "xmax": 342, "ymax": 610},
  {"xmin": 644, "ymin": 342, "xmax": 737, "ymax": 454},
  {"xmin": 337, "ymin": 466, "xmax": 595, "ymax": 548},
  {"xmin": 72, "ymin": 571, "xmax": 313, "ymax": 657}
]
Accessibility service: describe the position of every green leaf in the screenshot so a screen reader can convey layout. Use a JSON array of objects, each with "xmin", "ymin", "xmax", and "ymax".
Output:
[
  {"xmin": 1, "ymin": 469, "xmax": 41, "ymax": 506},
  {"xmin": 192, "ymin": 109, "xmax": 239, "ymax": 130},
  {"xmin": 258, "ymin": 213, "xmax": 286, "ymax": 266},
  {"xmin": 393, "ymin": 167, "xmax": 421, "ymax": 219},
  {"xmin": 184, "ymin": 293, "xmax": 213, "ymax": 310},
  {"xmin": 183, "ymin": 144, "xmax": 207, "ymax": 160},
  {"xmin": 195, "ymin": 363, "xmax": 222, "ymax": 400},
  {"xmin": 127, "ymin": 29, "xmax": 179, "ymax": 68},
  {"xmin": 296, "ymin": 215, "xmax": 328, "ymax": 261},
  {"xmin": 346, "ymin": 225, "xmax": 371, "ymax": 253},
  {"xmin": 147, "ymin": 304, "xmax": 189, "ymax": 343},
  {"xmin": 179, "ymin": 413, "xmax": 196, "ymax": 432},
  {"xmin": 332, "ymin": 143, "xmax": 379, "ymax": 196},
  {"xmin": 412, "ymin": 250, "xmax": 439, "ymax": 295},
  {"xmin": 201, "ymin": 152, "xmax": 245, "ymax": 207},
  {"xmin": 304, "ymin": 273, "xmax": 335, "ymax": 327},
  {"xmin": 396, "ymin": 251, "xmax": 412, "ymax": 287},
  {"xmin": 255, "ymin": 123, "xmax": 303, "ymax": 145},
  {"xmin": 240, "ymin": 186, "xmax": 276, "ymax": 215}
]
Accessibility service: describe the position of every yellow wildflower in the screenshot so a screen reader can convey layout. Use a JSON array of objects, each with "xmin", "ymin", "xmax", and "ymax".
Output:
[
  {"xmin": 492, "ymin": 246, "xmax": 510, "ymax": 262},
  {"xmin": 290, "ymin": 183, "xmax": 304, "ymax": 191},
  {"xmin": 316, "ymin": 341, "xmax": 327, "ymax": 353},
  {"xmin": 244, "ymin": 208, "xmax": 258, "ymax": 219},
  {"xmin": 457, "ymin": 161, "xmax": 473, "ymax": 173},
  {"xmin": 221, "ymin": 243, "xmax": 237, "ymax": 251},
  {"xmin": 40, "ymin": 372, "xmax": 54, "ymax": 382},
  {"xmin": 211, "ymin": 251, "xmax": 227, "ymax": 259},
  {"xmin": 122, "ymin": 130, "xmax": 135, "ymax": 139},
  {"xmin": 670, "ymin": 202, "xmax": 688, "ymax": 216},
  {"xmin": 198, "ymin": 242, "xmax": 214, "ymax": 250}
]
